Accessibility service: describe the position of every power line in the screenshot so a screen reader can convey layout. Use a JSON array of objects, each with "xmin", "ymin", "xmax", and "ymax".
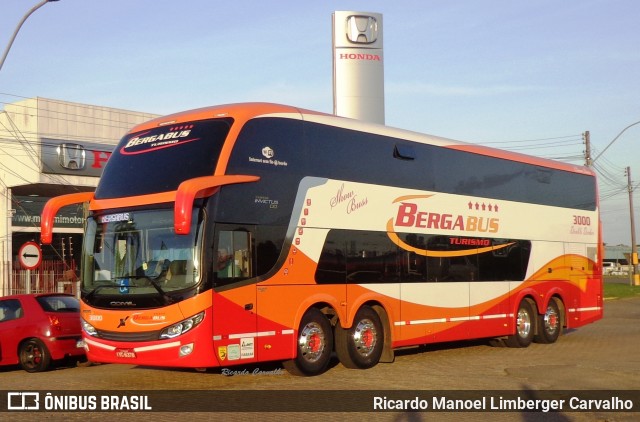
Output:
[
  {"xmin": 0, "ymin": 93, "xmax": 160, "ymax": 143},
  {"xmin": 480, "ymin": 134, "xmax": 581, "ymax": 145}
]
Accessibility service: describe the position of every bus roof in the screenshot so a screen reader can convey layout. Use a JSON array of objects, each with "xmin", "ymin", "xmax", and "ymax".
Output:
[{"xmin": 128, "ymin": 102, "xmax": 594, "ymax": 177}]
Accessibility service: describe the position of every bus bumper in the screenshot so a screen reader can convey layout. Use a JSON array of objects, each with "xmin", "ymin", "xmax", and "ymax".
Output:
[{"xmin": 82, "ymin": 326, "xmax": 217, "ymax": 368}]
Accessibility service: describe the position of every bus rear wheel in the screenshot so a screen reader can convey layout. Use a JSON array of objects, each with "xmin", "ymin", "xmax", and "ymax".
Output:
[
  {"xmin": 282, "ymin": 308, "xmax": 333, "ymax": 376},
  {"xmin": 534, "ymin": 298, "xmax": 562, "ymax": 344},
  {"xmin": 335, "ymin": 306, "xmax": 384, "ymax": 369},
  {"xmin": 504, "ymin": 299, "xmax": 535, "ymax": 348}
]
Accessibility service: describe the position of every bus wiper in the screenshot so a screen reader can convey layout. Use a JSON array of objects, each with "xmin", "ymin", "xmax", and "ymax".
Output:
[
  {"xmin": 137, "ymin": 276, "xmax": 175, "ymax": 305},
  {"xmin": 84, "ymin": 276, "xmax": 173, "ymax": 305},
  {"xmin": 84, "ymin": 284, "xmax": 112, "ymax": 301}
]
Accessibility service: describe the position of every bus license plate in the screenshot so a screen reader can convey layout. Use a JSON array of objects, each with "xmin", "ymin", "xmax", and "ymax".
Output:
[{"xmin": 115, "ymin": 348, "xmax": 136, "ymax": 358}]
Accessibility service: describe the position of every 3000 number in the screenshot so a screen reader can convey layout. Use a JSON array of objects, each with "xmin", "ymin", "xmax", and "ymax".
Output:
[{"xmin": 573, "ymin": 215, "xmax": 591, "ymax": 225}]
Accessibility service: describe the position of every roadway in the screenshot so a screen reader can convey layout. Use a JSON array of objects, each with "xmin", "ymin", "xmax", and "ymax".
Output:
[{"xmin": 1, "ymin": 295, "xmax": 638, "ymax": 422}]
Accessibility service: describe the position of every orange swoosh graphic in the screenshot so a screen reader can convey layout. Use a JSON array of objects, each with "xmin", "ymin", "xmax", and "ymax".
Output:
[
  {"xmin": 386, "ymin": 219, "xmax": 514, "ymax": 257},
  {"xmin": 392, "ymin": 194, "xmax": 434, "ymax": 204}
]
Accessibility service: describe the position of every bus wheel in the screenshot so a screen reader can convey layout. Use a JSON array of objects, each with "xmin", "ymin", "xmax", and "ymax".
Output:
[
  {"xmin": 335, "ymin": 306, "xmax": 384, "ymax": 369},
  {"xmin": 534, "ymin": 299, "xmax": 562, "ymax": 344},
  {"xmin": 504, "ymin": 299, "xmax": 535, "ymax": 348},
  {"xmin": 282, "ymin": 308, "xmax": 333, "ymax": 376}
]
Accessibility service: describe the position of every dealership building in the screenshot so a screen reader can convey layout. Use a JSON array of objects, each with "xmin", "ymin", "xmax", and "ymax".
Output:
[{"xmin": 0, "ymin": 97, "xmax": 157, "ymax": 295}]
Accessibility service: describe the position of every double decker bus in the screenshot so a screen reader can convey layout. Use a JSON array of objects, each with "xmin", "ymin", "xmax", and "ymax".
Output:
[{"xmin": 41, "ymin": 103, "xmax": 602, "ymax": 375}]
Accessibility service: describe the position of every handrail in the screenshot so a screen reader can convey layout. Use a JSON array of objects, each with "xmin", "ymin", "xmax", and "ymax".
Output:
[
  {"xmin": 174, "ymin": 175, "xmax": 260, "ymax": 234},
  {"xmin": 41, "ymin": 192, "xmax": 94, "ymax": 244},
  {"xmin": 40, "ymin": 175, "xmax": 260, "ymax": 243}
]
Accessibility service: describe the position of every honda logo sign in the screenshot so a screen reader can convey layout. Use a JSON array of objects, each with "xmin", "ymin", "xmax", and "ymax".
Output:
[
  {"xmin": 56, "ymin": 143, "xmax": 86, "ymax": 170},
  {"xmin": 346, "ymin": 15, "xmax": 378, "ymax": 44},
  {"xmin": 332, "ymin": 11, "xmax": 385, "ymax": 124},
  {"xmin": 42, "ymin": 138, "xmax": 112, "ymax": 177}
]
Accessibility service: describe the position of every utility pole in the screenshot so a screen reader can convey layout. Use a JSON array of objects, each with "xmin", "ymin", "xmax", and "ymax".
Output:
[
  {"xmin": 583, "ymin": 131, "xmax": 592, "ymax": 166},
  {"xmin": 626, "ymin": 166, "xmax": 639, "ymax": 286}
]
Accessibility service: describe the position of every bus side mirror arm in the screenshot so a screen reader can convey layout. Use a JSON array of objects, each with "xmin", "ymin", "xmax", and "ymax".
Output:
[
  {"xmin": 174, "ymin": 175, "xmax": 260, "ymax": 235},
  {"xmin": 41, "ymin": 192, "xmax": 94, "ymax": 244}
]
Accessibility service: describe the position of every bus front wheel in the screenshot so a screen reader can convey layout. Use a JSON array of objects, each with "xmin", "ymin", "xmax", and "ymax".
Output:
[
  {"xmin": 282, "ymin": 308, "xmax": 333, "ymax": 376},
  {"xmin": 505, "ymin": 299, "xmax": 535, "ymax": 348},
  {"xmin": 335, "ymin": 306, "xmax": 384, "ymax": 369}
]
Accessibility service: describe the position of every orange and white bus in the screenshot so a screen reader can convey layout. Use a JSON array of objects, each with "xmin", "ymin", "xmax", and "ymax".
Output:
[{"xmin": 41, "ymin": 103, "xmax": 603, "ymax": 375}]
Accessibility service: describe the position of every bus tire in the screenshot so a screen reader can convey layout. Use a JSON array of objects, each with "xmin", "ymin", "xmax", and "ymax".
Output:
[
  {"xmin": 504, "ymin": 299, "xmax": 535, "ymax": 348},
  {"xmin": 282, "ymin": 308, "xmax": 333, "ymax": 376},
  {"xmin": 335, "ymin": 306, "xmax": 384, "ymax": 369},
  {"xmin": 534, "ymin": 298, "xmax": 562, "ymax": 344}
]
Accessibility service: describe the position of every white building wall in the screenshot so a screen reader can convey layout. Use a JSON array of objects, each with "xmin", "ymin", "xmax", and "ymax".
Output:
[{"xmin": 0, "ymin": 97, "xmax": 158, "ymax": 292}]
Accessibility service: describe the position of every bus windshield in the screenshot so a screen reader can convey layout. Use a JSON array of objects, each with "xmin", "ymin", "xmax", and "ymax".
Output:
[{"xmin": 82, "ymin": 209, "xmax": 203, "ymax": 295}]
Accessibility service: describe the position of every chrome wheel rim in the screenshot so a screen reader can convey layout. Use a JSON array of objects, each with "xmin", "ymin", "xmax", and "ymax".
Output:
[
  {"xmin": 353, "ymin": 319, "xmax": 377, "ymax": 357},
  {"xmin": 298, "ymin": 322, "xmax": 326, "ymax": 363},
  {"xmin": 544, "ymin": 305, "xmax": 559, "ymax": 335},
  {"xmin": 516, "ymin": 308, "xmax": 532, "ymax": 338}
]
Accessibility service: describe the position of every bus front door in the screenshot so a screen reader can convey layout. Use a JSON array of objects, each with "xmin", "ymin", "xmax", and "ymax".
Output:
[{"xmin": 212, "ymin": 228, "xmax": 257, "ymax": 366}]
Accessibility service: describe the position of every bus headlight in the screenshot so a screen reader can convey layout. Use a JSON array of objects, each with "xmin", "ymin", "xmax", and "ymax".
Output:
[
  {"xmin": 81, "ymin": 319, "xmax": 98, "ymax": 337},
  {"xmin": 159, "ymin": 312, "xmax": 205, "ymax": 339}
]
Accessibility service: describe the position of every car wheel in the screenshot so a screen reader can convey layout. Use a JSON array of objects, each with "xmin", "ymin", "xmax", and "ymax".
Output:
[{"xmin": 19, "ymin": 339, "xmax": 51, "ymax": 373}]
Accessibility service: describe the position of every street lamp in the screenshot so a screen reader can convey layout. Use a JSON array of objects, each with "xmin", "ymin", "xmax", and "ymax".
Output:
[
  {"xmin": 592, "ymin": 119, "xmax": 640, "ymax": 164},
  {"xmin": 0, "ymin": 0, "xmax": 58, "ymax": 295},
  {"xmin": 592, "ymin": 120, "xmax": 640, "ymax": 286},
  {"xmin": 0, "ymin": 0, "xmax": 60, "ymax": 72}
]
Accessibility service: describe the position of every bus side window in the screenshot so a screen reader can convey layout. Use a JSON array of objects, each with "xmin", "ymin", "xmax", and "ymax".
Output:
[{"xmin": 216, "ymin": 229, "xmax": 253, "ymax": 285}]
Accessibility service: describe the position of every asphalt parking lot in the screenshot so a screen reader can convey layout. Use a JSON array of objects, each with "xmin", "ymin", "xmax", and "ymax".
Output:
[{"xmin": 1, "ymin": 290, "xmax": 639, "ymax": 422}]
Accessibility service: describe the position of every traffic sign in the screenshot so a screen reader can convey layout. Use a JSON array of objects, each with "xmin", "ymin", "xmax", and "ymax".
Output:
[{"xmin": 18, "ymin": 241, "xmax": 42, "ymax": 270}]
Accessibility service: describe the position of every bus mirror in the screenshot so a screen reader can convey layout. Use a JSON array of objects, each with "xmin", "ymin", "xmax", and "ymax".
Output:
[
  {"xmin": 41, "ymin": 192, "xmax": 94, "ymax": 244},
  {"xmin": 174, "ymin": 175, "xmax": 260, "ymax": 235}
]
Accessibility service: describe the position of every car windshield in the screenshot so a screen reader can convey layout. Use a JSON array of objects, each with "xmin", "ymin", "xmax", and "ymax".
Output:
[{"xmin": 82, "ymin": 209, "xmax": 203, "ymax": 296}]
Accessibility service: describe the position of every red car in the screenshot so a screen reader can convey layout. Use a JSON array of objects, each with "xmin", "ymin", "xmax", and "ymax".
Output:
[{"xmin": 0, "ymin": 293, "xmax": 85, "ymax": 372}]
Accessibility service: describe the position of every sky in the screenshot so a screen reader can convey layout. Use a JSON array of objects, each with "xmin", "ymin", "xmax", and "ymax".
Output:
[{"xmin": 1, "ymin": 0, "xmax": 639, "ymax": 246}]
